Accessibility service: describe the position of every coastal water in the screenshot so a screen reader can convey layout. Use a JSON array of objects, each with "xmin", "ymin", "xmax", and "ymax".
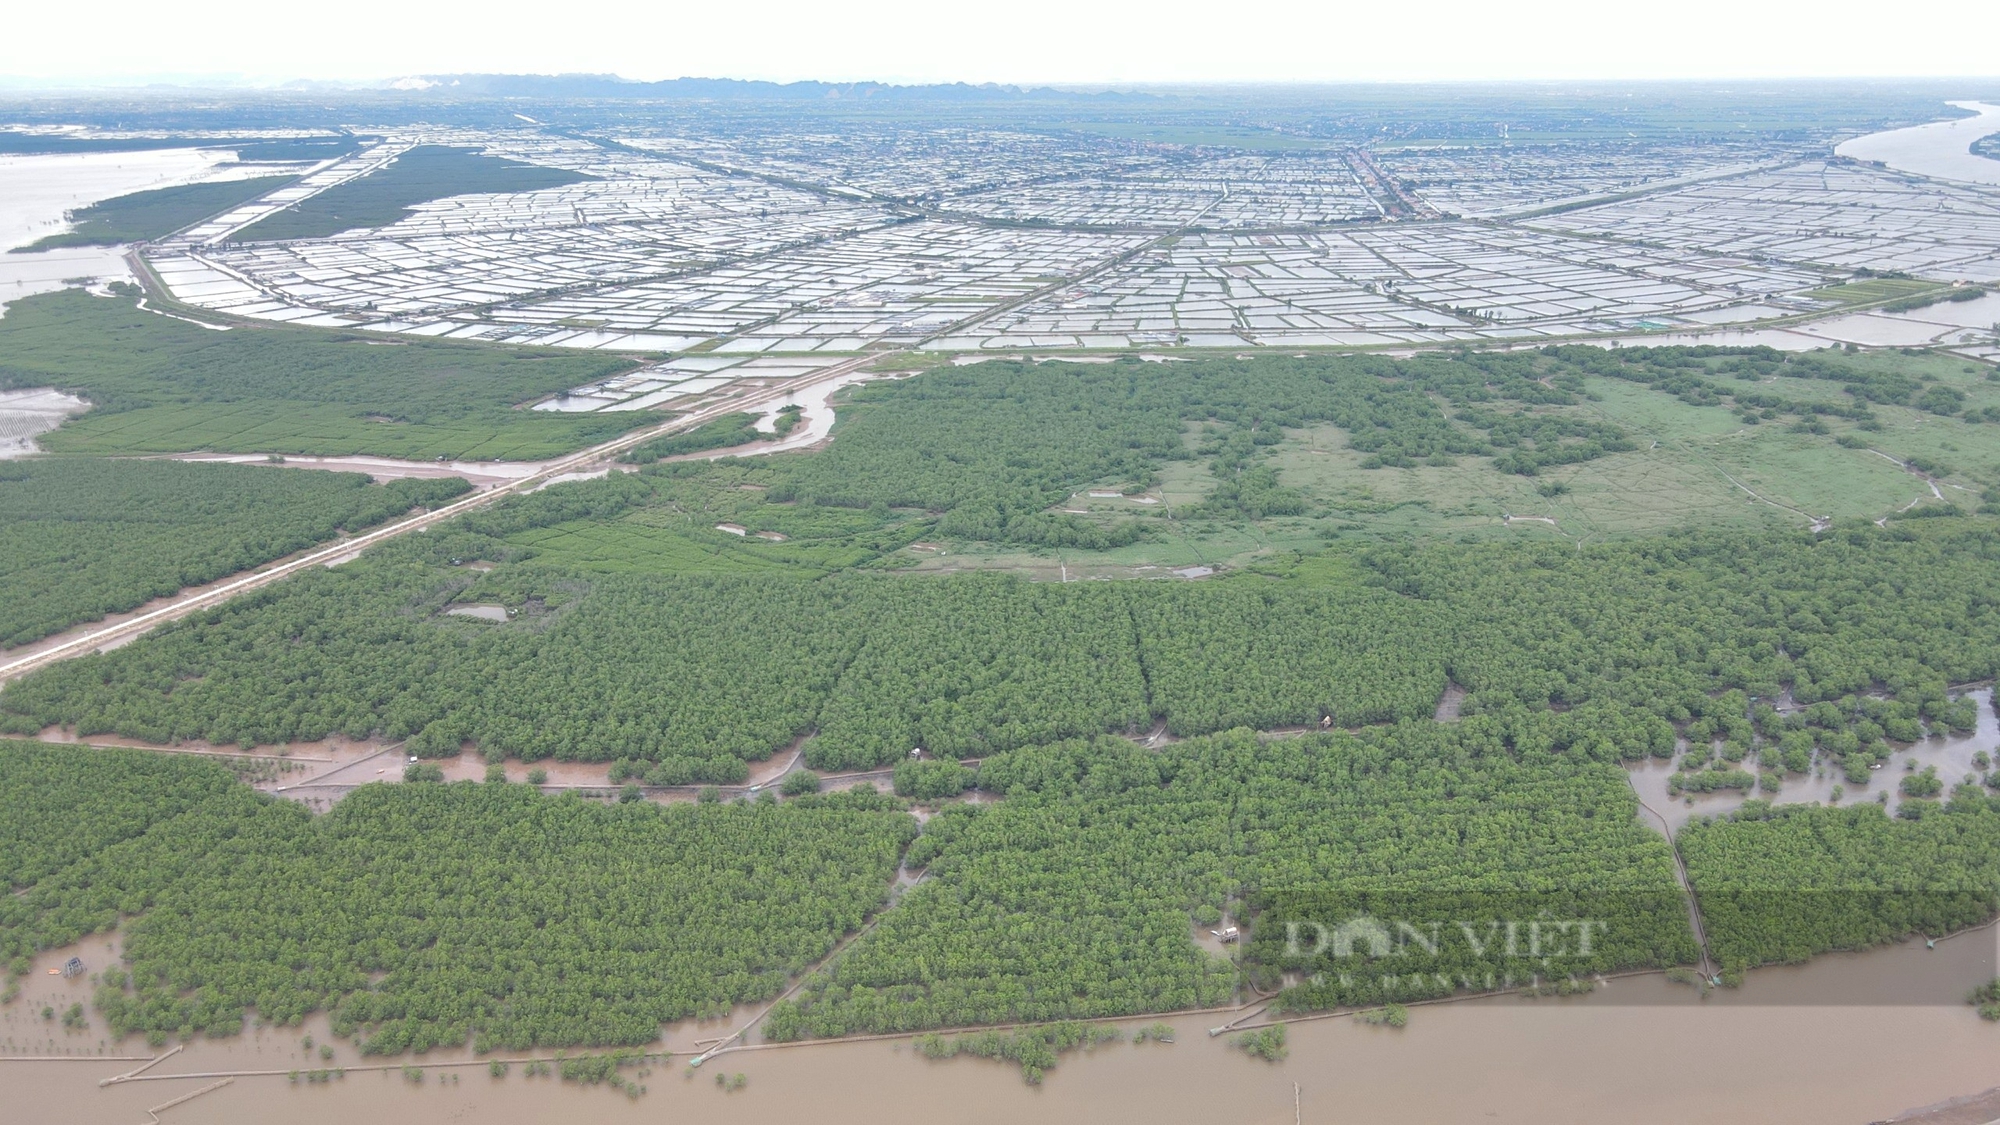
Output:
[{"xmin": 0, "ymin": 147, "xmax": 276, "ymax": 313}]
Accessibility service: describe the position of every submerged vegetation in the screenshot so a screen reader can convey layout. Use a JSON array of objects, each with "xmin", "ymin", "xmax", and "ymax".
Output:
[
  {"xmin": 1970, "ymin": 978, "xmax": 2000, "ymax": 1021},
  {"xmin": 1231, "ymin": 1024, "xmax": 1288, "ymax": 1062},
  {"xmin": 1355, "ymin": 1003, "xmax": 1410, "ymax": 1028},
  {"xmin": 912, "ymin": 1021, "xmax": 1123, "ymax": 1084}
]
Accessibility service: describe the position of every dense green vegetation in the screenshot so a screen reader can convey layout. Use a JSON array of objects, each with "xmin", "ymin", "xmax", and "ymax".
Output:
[
  {"xmin": 1681, "ymin": 795, "xmax": 2000, "ymax": 978},
  {"xmin": 14, "ymin": 507, "xmax": 2000, "ymax": 777},
  {"xmin": 0, "ymin": 291, "xmax": 644, "ymax": 459},
  {"xmin": 233, "ymin": 146, "xmax": 591, "ymax": 241},
  {"xmin": 0, "ymin": 531, "xmax": 1425, "ymax": 766},
  {"xmin": 5, "ymin": 345, "xmax": 2000, "ymax": 1055},
  {"xmin": 0, "ymin": 742, "xmax": 279, "ymax": 971},
  {"xmin": 0, "ymin": 741, "xmax": 241, "ymax": 901},
  {"xmin": 1543, "ymin": 344, "xmax": 1976, "ymax": 423},
  {"xmin": 619, "ymin": 407, "xmax": 800, "ymax": 464},
  {"xmin": 18, "ymin": 176, "xmax": 295, "ymax": 250},
  {"xmin": 227, "ymin": 137, "xmax": 367, "ymax": 163},
  {"xmin": 0, "ymin": 741, "xmax": 915, "ymax": 1049},
  {"xmin": 730, "ymin": 345, "xmax": 1989, "ymax": 553},
  {"xmin": 767, "ymin": 720, "xmax": 1692, "ymax": 1038},
  {"xmin": 811, "ymin": 577, "xmax": 1151, "ymax": 768},
  {"xmin": 1130, "ymin": 574, "xmax": 1445, "ymax": 735},
  {"xmin": 9, "ymin": 310, "xmax": 1985, "ymax": 542},
  {"xmin": 0, "ymin": 459, "xmax": 467, "ymax": 647},
  {"xmin": 764, "ymin": 352, "xmax": 1630, "ymax": 548},
  {"xmin": 891, "ymin": 758, "xmax": 974, "ymax": 800}
]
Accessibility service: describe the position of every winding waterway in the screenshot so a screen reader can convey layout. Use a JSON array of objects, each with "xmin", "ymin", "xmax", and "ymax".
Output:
[{"xmin": 1836, "ymin": 101, "xmax": 2000, "ymax": 188}]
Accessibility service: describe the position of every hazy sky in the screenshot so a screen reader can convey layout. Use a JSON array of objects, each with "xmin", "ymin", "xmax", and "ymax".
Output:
[{"xmin": 6, "ymin": 0, "xmax": 1997, "ymax": 87}]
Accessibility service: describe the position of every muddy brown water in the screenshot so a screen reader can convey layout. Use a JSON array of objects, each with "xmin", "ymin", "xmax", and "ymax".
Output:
[
  {"xmin": 1628, "ymin": 688, "xmax": 2000, "ymax": 834},
  {"xmin": 5, "ymin": 923, "xmax": 1998, "ymax": 1125}
]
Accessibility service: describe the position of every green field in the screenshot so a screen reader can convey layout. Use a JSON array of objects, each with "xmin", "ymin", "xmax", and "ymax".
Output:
[
  {"xmin": 16, "ymin": 176, "xmax": 296, "ymax": 250},
  {"xmin": 0, "ymin": 290, "xmax": 647, "ymax": 459},
  {"xmin": 1801, "ymin": 277, "xmax": 1942, "ymax": 308},
  {"xmin": 233, "ymin": 146, "xmax": 592, "ymax": 241}
]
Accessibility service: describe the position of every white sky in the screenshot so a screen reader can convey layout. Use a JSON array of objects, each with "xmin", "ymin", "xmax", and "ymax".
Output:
[{"xmin": 4, "ymin": 0, "xmax": 1997, "ymax": 88}]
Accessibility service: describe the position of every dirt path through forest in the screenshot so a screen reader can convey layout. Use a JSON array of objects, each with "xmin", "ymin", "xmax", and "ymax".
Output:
[{"xmin": 0, "ymin": 356, "xmax": 882, "ymax": 687}]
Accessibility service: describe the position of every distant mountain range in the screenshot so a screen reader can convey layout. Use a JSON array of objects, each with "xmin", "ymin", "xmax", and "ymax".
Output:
[{"xmin": 390, "ymin": 74, "xmax": 1079, "ymax": 101}]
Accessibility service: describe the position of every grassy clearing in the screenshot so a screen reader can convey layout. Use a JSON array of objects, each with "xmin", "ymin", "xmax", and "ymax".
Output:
[
  {"xmin": 1802, "ymin": 278, "xmax": 1941, "ymax": 307},
  {"xmin": 234, "ymin": 146, "xmax": 592, "ymax": 241},
  {"xmin": 0, "ymin": 290, "xmax": 645, "ymax": 460},
  {"xmin": 507, "ymin": 517, "xmax": 831, "ymax": 575},
  {"xmin": 486, "ymin": 462, "xmax": 922, "ymax": 575},
  {"xmin": 1239, "ymin": 352, "xmax": 2000, "ymax": 544}
]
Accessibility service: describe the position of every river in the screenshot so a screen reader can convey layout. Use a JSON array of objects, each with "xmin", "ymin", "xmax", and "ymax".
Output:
[{"xmin": 1836, "ymin": 101, "xmax": 2000, "ymax": 188}]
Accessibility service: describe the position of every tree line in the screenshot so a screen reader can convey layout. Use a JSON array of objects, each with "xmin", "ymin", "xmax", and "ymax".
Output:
[{"xmin": 10, "ymin": 519, "xmax": 2000, "ymax": 779}]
